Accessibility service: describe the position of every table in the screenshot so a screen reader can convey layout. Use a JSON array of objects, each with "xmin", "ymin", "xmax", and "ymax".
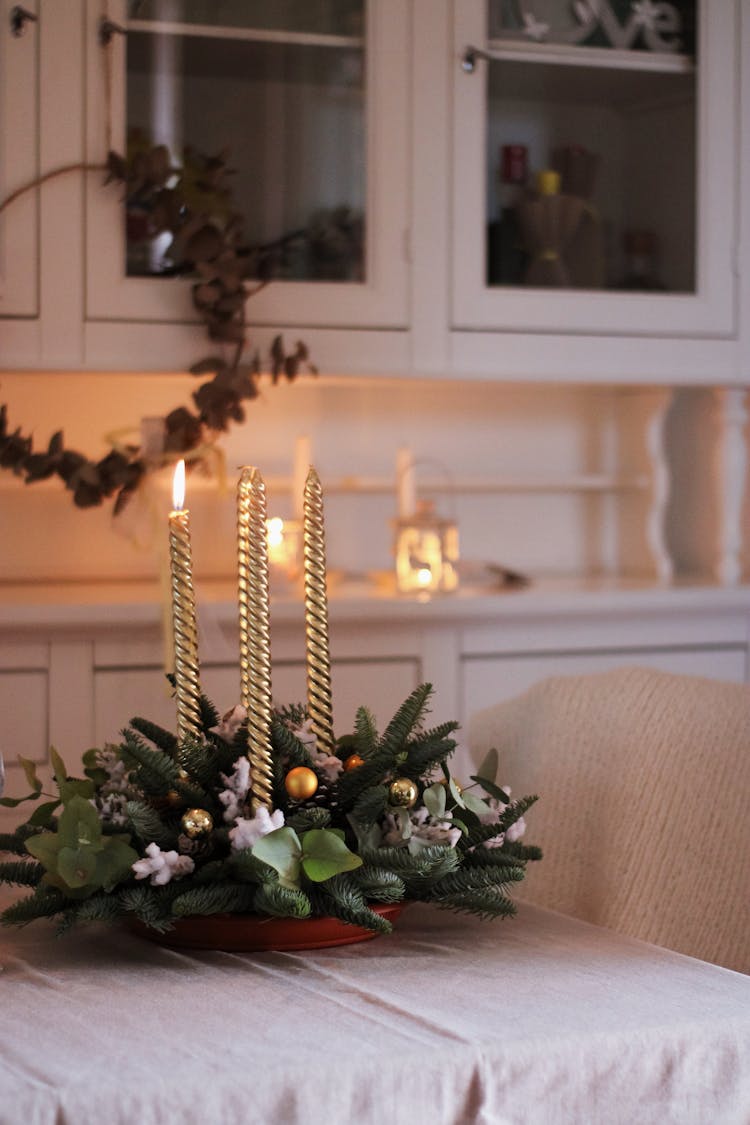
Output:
[{"xmin": 0, "ymin": 901, "xmax": 748, "ymax": 1125}]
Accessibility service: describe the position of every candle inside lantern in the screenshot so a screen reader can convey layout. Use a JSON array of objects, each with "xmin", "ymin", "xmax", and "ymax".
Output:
[
  {"xmin": 303, "ymin": 466, "xmax": 334, "ymax": 756},
  {"xmin": 237, "ymin": 466, "xmax": 274, "ymax": 811},
  {"xmin": 265, "ymin": 516, "xmax": 304, "ymax": 583},
  {"xmin": 168, "ymin": 460, "xmax": 202, "ymax": 742}
]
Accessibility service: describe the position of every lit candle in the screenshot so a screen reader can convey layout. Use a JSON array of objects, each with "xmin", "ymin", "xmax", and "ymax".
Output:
[
  {"xmin": 168, "ymin": 460, "xmax": 202, "ymax": 742},
  {"xmin": 237, "ymin": 466, "xmax": 274, "ymax": 811},
  {"xmin": 302, "ymin": 466, "xmax": 334, "ymax": 756}
]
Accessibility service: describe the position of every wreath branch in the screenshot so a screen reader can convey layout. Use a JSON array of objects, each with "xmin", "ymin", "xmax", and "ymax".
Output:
[{"xmin": 1, "ymin": 146, "xmax": 320, "ymax": 512}]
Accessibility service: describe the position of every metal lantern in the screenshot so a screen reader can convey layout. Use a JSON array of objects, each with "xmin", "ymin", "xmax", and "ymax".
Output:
[{"xmin": 394, "ymin": 500, "xmax": 459, "ymax": 595}]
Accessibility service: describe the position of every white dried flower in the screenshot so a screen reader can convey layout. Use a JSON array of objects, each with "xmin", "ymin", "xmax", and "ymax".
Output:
[
  {"xmin": 229, "ymin": 807, "xmax": 285, "ymax": 852},
  {"xmin": 132, "ymin": 842, "xmax": 195, "ymax": 886},
  {"xmin": 218, "ymin": 756, "xmax": 252, "ymax": 823}
]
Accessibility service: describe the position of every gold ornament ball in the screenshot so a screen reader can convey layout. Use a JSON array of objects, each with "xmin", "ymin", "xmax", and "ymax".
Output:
[
  {"xmin": 285, "ymin": 766, "xmax": 319, "ymax": 800},
  {"xmin": 180, "ymin": 808, "xmax": 214, "ymax": 839},
  {"xmin": 389, "ymin": 778, "xmax": 418, "ymax": 809},
  {"xmin": 343, "ymin": 753, "xmax": 365, "ymax": 772}
]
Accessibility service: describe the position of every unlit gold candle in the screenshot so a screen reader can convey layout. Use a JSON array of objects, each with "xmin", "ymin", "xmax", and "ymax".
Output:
[
  {"xmin": 169, "ymin": 460, "xmax": 202, "ymax": 742},
  {"xmin": 303, "ymin": 466, "xmax": 334, "ymax": 756},
  {"xmin": 237, "ymin": 466, "xmax": 274, "ymax": 811}
]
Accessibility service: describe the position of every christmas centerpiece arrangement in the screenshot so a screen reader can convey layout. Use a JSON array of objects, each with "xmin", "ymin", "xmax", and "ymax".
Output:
[{"xmin": 0, "ymin": 464, "xmax": 540, "ymax": 950}]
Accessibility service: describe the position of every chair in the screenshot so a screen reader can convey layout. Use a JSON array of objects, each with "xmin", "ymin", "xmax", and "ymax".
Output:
[{"xmin": 469, "ymin": 666, "xmax": 750, "ymax": 973}]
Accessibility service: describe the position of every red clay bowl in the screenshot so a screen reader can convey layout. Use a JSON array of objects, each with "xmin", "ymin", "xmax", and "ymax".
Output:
[{"xmin": 125, "ymin": 903, "xmax": 405, "ymax": 952}]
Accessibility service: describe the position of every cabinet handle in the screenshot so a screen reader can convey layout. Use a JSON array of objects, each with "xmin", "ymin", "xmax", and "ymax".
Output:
[
  {"xmin": 461, "ymin": 45, "xmax": 493, "ymax": 73},
  {"xmin": 98, "ymin": 17, "xmax": 127, "ymax": 47},
  {"xmin": 10, "ymin": 5, "xmax": 38, "ymax": 37}
]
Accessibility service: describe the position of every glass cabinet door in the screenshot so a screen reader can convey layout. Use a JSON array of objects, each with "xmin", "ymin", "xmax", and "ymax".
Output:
[
  {"xmin": 86, "ymin": 0, "xmax": 408, "ymax": 329},
  {"xmin": 0, "ymin": 0, "xmax": 39, "ymax": 319},
  {"xmin": 452, "ymin": 0, "xmax": 737, "ymax": 337}
]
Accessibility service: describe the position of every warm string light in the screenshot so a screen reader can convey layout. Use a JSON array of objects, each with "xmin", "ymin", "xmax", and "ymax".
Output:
[
  {"xmin": 237, "ymin": 467, "xmax": 274, "ymax": 811},
  {"xmin": 168, "ymin": 460, "xmax": 202, "ymax": 742},
  {"xmin": 303, "ymin": 466, "xmax": 334, "ymax": 756}
]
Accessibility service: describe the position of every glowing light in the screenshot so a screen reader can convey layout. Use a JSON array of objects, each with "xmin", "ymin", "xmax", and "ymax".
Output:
[
  {"xmin": 172, "ymin": 459, "xmax": 186, "ymax": 511},
  {"xmin": 416, "ymin": 567, "xmax": 433, "ymax": 587},
  {"xmin": 266, "ymin": 517, "xmax": 284, "ymax": 549}
]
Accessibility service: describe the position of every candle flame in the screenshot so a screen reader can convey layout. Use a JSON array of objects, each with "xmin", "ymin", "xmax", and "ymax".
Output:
[
  {"xmin": 416, "ymin": 567, "xmax": 433, "ymax": 587},
  {"xmin": 172, "ymin": 459, "xmax": 186, "ymax": 511}
]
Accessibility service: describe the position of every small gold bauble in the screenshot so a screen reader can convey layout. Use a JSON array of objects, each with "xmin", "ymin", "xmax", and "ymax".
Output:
[
  {"xmin": 388, "ymin": 778, "xmax": 418, "ymax": 809},
  {"xmin": 343, "ymin": 753, "xmax": 365, "ymax": 772},
  {"xmin": 284, "ymin": 766, "xmax": 319, "ymax": 800},
  {"xmin": 166, "ymin": 789, "xmax": 183, "ymax": 807},
  {"xmin": 180, "ymin": 808, "xmax": 214, "ymax": 839}
]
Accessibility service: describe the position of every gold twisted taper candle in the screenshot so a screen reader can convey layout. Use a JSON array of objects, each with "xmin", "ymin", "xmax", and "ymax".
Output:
[
  {"xmin": 169, "ymin": 461, "xmax": 202, "ymax": 742},
  {"xmin": 303, "ymin": 466, "xmax": 334, "ymax": 756},
  {"xmin": 237, "ymin": 466, "xmax": 274, "ymax": 811}
]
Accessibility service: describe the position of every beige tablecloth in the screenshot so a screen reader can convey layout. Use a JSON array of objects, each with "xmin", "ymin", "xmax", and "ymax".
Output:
[{"xmin": 0, "ymin": 901, "xmax": 748, "ymax": 1125}]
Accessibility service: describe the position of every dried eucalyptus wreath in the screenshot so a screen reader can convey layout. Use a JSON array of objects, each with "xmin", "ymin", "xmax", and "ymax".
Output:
[{"xmin": 0, "ymin": 145, "xmax": 317, "ymax": 513}]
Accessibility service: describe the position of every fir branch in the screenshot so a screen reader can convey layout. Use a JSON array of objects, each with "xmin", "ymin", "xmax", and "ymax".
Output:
[
  {"xmin": 429, "ymin": 865, "xmax": 524, "ymax": 900},
  {"xmin": 271, "ymin": 716, "xmax": 314, "ymax": 768},
  {"xmin": 350, "ymin": 784, "xmax": 388, "ymax": 827},
  {"xmin": 2, "ymin": 887, "xmax": 67, "ymax": 926},
  {"xmin": 230, "ymin": 849, "xmax": 278, "ymax": 884},
  {"xmin": 311, "ymin": 874, "xmax": 392, "ymax": 934},
  {"xmin": 57, "ymin": 892, "xmax": 125, "ymax": 933},
  {"xmin": 176, "ymin": 737, "xmax": 225, "ymax": 790},
  {"xmin": 354, "ymin": 706, "xmax": 379, "ymax": 755},
  {"xmin": 128, "ymin": 716, "xmax": 178, "ymax": 756},
  {"xmin": 284, "ymin": 806, "xmax": 332, "ymax": 833},
  {"xmin": 171, "ymin": 883, "xmax": 256, "ymax": 917},
  {"xmin": 378, "ymin": 683, "xmax": 433, "ymax": 758},
  {"xmin": 119, "ymin": 885, "xmax": 175, "ymax": 933},
  {"xmin": 462, "ymin": 848, "xmax": 527, "ymax": 870},
  {"xmin": 433, "ymin": 886, "xmax": 518, "ymax": 921},
  {"xmin": 360, "ymin": 844, "xmax": 460, "ymax": 898},
  {"xmin": 501, "ymin": 840, "xmax": 543, "ymax": 863},
  {"xmin": 254, "ymin": 883, "xmax": 311, "ymax": 919},
  {"xmin": 462, "ymin": 795, "xmax": 539, "ymax": 851},
  {"xmin": 0, "ymin": 824, "xmax": 44, "ymax": 856},
  {"xmin": 274, "ymin": 702, "xmax": 308, "ymax": 729},
  {"xmin": 199, "ymin": 694, "xmax": 221, "ymax": 735},
  {"xmin": 172, "ymin": 776, "xmax": 214, "ymax": 811},
  {"xmin": 351, "ymin": 866, "xmax": 406, "ymax": 904},
  {"xmin": 0, "ymin": 859, "xmax": 44, "ymax": 887},
  {"xmin": 402, "ymin": 728, "xmax": 459, "ymax": 780},
  {"xmin": 125, "ymin": 800, "xmax": 179, "ymax": 851},
  {"xmin": 120, "ymin": 729, "xmax": 180, "ymax": 795}
]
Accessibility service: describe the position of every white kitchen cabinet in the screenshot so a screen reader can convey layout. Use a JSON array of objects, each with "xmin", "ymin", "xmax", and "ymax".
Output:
[
  {"xmin": 81, "ymin": 0, "xmax": 410, "ymax": 372},
  {"xmin": 0, "ymin": 0, "xmax": 39, "ymax": 320},
  {"xmin": 2, "ymin": 0, "xmax": 746, "ymax": 382},
  {"xmin": 447, "ymin": 0, "xmax": 743, "ymax": 382}
]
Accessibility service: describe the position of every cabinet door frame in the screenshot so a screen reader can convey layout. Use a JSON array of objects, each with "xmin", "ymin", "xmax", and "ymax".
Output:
[
  {"xmin": 84, "ymin": 0, "xmax": 410, "ymax": 334},
  {"xmin": 0, "ymin": 0, "xmax": 39, "ymax": 319},
  {"xmin": 451, "ymin": 0, "xmax": 739, "ymax": 339}
]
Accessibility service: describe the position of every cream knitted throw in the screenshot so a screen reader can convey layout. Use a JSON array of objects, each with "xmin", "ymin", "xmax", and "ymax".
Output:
[{"xmin": 469, "ymin": 666, "xmax": 750, "ymax": 973}]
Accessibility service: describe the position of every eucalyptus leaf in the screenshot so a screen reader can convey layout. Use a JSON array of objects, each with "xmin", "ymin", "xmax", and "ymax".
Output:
[
  {"xmin": 300, "ymin": 829, "xmax": 363, "ymax": 883},
  {"xmin": 448, "ymin": 778, "xmax": 465, "ymax": 808},
  {"xmin": 462, "ymin": 791, "xmax": 491, "ymax": 816},
  {"xmin": 423, "ymin": 782, "xmax": 446, "ymax": 819},
  {"xmin": 470, "ymin": 776, "xmax": 511, "ymax": 804},
  {"xmin": 27, "ymin": 800, "xmax": 61, "ymax": 827},
  {"xmin": 56, "ymin": 795, "xmax": 103, "ymax": 851},
  {"xmin": 57, "ymin": 846, "xmax": 97, "ymax": 888},
  {"xmin": 252, "ymin": 827, "xmax": 302, "ymax": 889},
  {"xmin": 477, "ymin": 747, "xmax": 499, "ymax": 785},
  {"xmin": 95, "ymin": 837, "xmax": 139, "ymax": 892},
  {"xmin": 19, "ymin": 757, "xmax": 43, "ymax": 796},
  {"xmin": 49, "ymin": 747, "xmax": 67, "ymax": 783}
]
